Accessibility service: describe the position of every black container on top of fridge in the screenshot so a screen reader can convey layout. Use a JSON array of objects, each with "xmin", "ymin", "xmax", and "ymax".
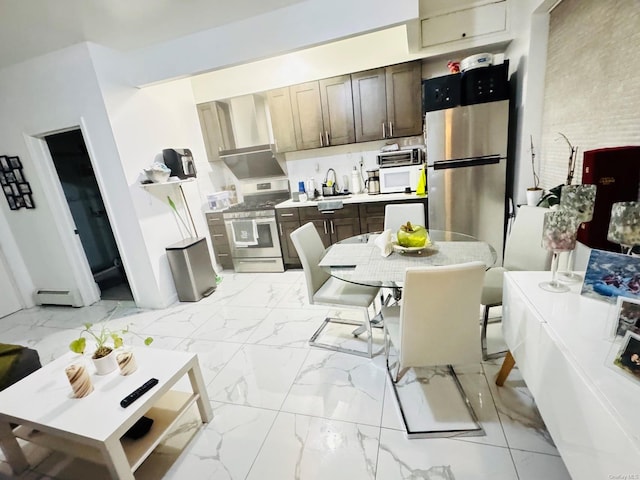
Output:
[{"xmin": 425, "ymin": 99, "xmax": 510, "ymax": 264}]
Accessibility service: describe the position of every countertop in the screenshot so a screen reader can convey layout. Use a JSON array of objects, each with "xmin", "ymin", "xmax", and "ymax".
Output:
[{"xmin": 275, "ymin": 192, "xmax": 427, "ymax": 209}]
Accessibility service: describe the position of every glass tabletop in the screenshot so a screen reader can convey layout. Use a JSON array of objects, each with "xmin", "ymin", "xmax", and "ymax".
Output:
[{"xmin": 319, "ymin": 230, "xmax": 498, "ymax": 288}]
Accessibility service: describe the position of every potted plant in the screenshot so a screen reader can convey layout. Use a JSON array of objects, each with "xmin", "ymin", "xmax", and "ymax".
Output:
[
  {"xmin": 69, "ymin": 323, "xmax": 153, "ymax": 375},
  {"xmin": 526, "ymin": 135, "xmax": 544, "ymax": 206}
]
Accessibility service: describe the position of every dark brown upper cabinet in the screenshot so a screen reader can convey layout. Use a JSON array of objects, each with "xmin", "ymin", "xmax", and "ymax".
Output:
[
  {"xmin": 290, "ymin": 75, "xmax": 355, "ymax": 149},
  {"xmin": 266, "ymin": 87, "xmax": 298, "ymax": 153},
  {"xmin": 352, "ymin": 61, "xmax": 422, "ymax": 142}
]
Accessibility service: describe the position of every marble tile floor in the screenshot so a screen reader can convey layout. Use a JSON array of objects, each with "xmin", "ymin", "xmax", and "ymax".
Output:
[{"xmin": 0, "ymin": 270, "xmax": 572, "ymax": 480}]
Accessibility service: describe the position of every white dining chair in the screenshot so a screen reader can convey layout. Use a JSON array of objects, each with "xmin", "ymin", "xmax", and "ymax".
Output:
[
  {"xmin": 384, "ymin": 203, "xmax": 426, "ymax": 233},
  {"xmin": 481, "ymin": 205, "xmax": 551, "ymax": 360},
  {"xmin": 382, "ymin": 261, "xmax": 487, "ymax": 438},
  {"xmin": 290, "ymin": 222, "xmax": 380, "ymax": 358}
]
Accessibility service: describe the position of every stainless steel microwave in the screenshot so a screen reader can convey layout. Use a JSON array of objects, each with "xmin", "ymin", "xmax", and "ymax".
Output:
[{"xmin": 376, "ymin": 147, "xmax": 425, "ymax": 168}]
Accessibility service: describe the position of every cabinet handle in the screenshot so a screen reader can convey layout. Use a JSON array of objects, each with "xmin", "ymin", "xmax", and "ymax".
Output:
[
  {"xmin": 280, "ymin": 213, "xmax": 294, "ymax": 217},
  {"xmin": 382, "ymin": 123, "xmax": 386, "ymax": 138},
  {"xmin": 213, "ymin": 234, "xmax": 224, "ymax": 238},
  {"xmin": 279, "ymin": 224, "xmax": 283, "ymax": 236},
  {"xmin": 319, "ymin": 132, "xmax": 324, "ymax": 147},
  {"xmin": 218, "ymin": 253, "xmax": 229, "ymax": 257},
  {"xmin": 330, "ymin": 220, "xmax": 335, "ymax": 235},
  {"xmin": 321, "ymin": 210, "xmax": 335, "ymax": 214},
  {"xmin": 389, "ymin": 121, "xmax": 393, "ymax": 137},
  {"xmin": 323, "ymin": 220, "xmax": 328, "ymax": 235},
  {"xmin": 325, "ymin": 131, "xmax": 330, "ymax": 146}
]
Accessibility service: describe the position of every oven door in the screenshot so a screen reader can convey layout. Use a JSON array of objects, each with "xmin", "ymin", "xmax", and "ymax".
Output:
[
  {"xmin": 224, "ymin": 215, "xmax": 285, "ymax": 272},
  {"xmin": 379, "ymin": 165, "xmax": 421, "ymax": 193}
]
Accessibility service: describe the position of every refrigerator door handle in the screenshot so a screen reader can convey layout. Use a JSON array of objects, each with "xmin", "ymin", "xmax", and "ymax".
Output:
[{"xmin": 432, "ymin": 155, "xmax": 502, "ymax": 170}]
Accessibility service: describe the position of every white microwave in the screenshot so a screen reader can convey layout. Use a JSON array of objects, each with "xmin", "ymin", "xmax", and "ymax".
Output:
[{"xmin": 379, "ymin": 164, "xmax": 423, "ymax": 194}]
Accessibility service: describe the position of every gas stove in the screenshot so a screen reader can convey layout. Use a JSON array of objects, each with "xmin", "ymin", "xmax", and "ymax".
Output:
[{"xmin": 222, "ymin": 177, "xmax": 290, "ymax": 218}]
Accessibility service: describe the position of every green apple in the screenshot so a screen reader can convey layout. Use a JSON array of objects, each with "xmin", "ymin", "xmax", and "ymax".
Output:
[{"xmin": 397, "ymin": 221, "xmax": 429, "ymax": 248}]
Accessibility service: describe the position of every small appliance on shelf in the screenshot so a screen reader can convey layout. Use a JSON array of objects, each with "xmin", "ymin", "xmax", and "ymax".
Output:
[{"xmin": 162, "ymin": 148, "xmax": 197, "ymax": 179}]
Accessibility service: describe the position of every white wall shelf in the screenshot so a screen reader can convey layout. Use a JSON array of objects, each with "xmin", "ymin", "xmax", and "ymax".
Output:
[{"xmin": 139, "ymin": 177, "xmax": 195, "ymax": 188}]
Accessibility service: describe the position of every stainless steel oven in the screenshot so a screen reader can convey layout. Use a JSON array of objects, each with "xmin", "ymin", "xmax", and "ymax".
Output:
[
  {"xmin": 220, "ymin": 177, "xmax": 289, "ymax": 273},
  {"xmin": 224, "ymin": 209, "xmax": 284, "ymax": 272}
]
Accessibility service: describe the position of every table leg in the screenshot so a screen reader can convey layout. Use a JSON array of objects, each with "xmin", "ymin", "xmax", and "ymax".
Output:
[
  {"xmin": 0, "ymin": 421, "xmax": 28, "ymax": 474},
  {"xmin": 495, "ymin": 350, "xmax": 515, "ymax": 386},
  {"xmin": 101, "ymin": 437, "xmax": 134, "ymax": 480},
  {"xmin": 187, "ymin": 360, "xmax": 213, "ymax": 423}
]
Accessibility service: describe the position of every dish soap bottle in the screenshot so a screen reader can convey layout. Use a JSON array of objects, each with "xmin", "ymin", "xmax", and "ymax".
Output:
[
  {"xmin": 416, "ymin": 165, "xmax": 427, "ymax": 196},
  {"xmin": 351, "ymin": 167, "xmax": 361, "ymax": 194}
]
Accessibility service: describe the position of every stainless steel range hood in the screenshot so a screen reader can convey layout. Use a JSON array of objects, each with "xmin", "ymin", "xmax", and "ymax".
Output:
[
  {"xmin": 220, "ymin": 144, "xmax": 285, "ymax": 180},
  {"xmin": 218, "ymin": 95, "xmax": 271, "ymax": 155}
]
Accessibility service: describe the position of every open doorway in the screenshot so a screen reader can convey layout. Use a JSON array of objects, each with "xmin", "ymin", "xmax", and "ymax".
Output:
[{"xmin": 45, "ymin": 130, "xmax": 133, "ymax": 301}]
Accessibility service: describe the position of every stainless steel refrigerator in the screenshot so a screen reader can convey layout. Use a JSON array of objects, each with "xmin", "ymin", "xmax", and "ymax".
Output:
[{"xmin": 425, "ymin": 100, "xmax": 509, "ymax": 264}]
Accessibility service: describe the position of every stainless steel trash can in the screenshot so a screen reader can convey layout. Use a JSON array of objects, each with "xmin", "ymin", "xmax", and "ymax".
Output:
[{"xmin": 166, "ymin": 237, "xmax": 216, "ymax": 302}]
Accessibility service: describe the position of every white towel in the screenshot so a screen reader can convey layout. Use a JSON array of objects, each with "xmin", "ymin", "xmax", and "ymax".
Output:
[
  {"xmin": 374, "ymin": 229, "xmax": 393, "ymax": 257},
  {"xmin": 231, "ymin": 220, "xmax": 259, "ymax": 247}
]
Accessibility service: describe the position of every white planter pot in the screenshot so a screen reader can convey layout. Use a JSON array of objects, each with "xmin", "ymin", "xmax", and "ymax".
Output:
[
  {"xmin": 526, "ymin": 188, "xmax": 543, "ymax": 206},
  {"xmin": 92, "ymin": 350, "xmax": 118, "ymax": 375}
]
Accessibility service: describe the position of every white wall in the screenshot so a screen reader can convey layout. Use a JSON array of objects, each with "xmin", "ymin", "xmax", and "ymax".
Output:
[
  {"xmin": 0, "ymin": 44, "xmax": 117, "ymax": 307},
  {"xmin": 89, "ymin": 44, "xmax": 218, "ymax": 306},
  {"xmin": 127, "ymin": 0, "xmax": 418, "ymax": 87}
]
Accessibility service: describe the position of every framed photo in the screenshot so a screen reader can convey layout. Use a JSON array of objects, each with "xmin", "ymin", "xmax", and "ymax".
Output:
[
  {"xmin": 0, "ymin": 156, "xmax": 9, "ymax": 172},
  {"xmin": 612, "ymin": 331, "xmax": 640, "ymax": 383},
  {"xmin": 13, "ymin": 169, "xmax": 23, "ymax": 183},
  {"xmin": 14, "ymin": 196, "xmax": 24, "ymax": 208},
  {"xmin": 612, "ymin": 296, "xmax": 640, "ymax": 338},
  {"xmin": 10, "ymin": 183, "xmax": 19, "ymax": 196},
  {"xmin": 5, "ymin": 171, "xmax": 15, "ymax": 183},
  {"xmin": 0, "ymin": 172, "xmax": 6, "ymax": 185},
  {"xmin": 3, "ymin": 185, "xmax": 11, "ymax": 196},
  {"xmin": 6, "ymin": 195, "xmax": 17, "ymax": 210},
  {"xmin": 580, "ymin": 249, "xmax": 640, "ymax": 304},
  {"xmin": 18, "ymin": 182, "xmax": 31, "ymax": 194},
  {"xmin": 8, "ymin": 156, "xmax": 22, "ymax": 169},
  {"xmin": 23, "ymin": 194, "xmax": 34, "ymax": 209}
]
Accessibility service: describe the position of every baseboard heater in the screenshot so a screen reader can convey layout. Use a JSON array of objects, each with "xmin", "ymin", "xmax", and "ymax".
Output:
[{"xmin": 33, "ymin": 289, "xmax": 82, "ymax": 307}]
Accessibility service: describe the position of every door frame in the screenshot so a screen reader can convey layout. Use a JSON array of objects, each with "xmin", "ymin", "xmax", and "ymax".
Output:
[{"xmin": 23, "ymin": 118, "xmax": 104, "ymax": 306}]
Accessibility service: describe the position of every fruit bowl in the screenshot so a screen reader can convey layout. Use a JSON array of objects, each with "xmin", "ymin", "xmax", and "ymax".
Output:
[{"xmin": 392, "ymin": 240, "xmax": 438, "ymax": 255}]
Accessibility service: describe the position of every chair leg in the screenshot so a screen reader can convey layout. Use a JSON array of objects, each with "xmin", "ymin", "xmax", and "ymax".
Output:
[
  {"xmin": 309, "ymin": 307, "xmax": 373, "ymax": 358},
  {"xmin": 384, "ymin": 362, "xmax": 485, "ymax": 439},
  {"xmin": 481, "ymin": 304, "xmax": 507, "ymax": 361}
]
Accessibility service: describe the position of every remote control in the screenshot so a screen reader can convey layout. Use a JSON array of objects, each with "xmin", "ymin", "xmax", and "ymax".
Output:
[{"xmin": 120, "ymin": 378, "xmax": 159, "ymax": 408}]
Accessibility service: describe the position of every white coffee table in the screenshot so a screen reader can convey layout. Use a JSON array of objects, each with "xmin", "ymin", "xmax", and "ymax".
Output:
[{"xmin": 0, "ymin": 347, "xmax": 212, "ymax": 479}]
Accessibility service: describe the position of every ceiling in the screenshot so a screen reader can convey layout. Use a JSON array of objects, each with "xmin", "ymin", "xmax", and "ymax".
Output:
[{"xmin": 0, "ymin": 0, "xmax": 308, "ymax": 70}]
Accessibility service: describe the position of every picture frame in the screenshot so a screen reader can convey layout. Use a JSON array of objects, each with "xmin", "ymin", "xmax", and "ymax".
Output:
[
  {"xmin": 0, "ymin": 156, "xmax": 9, "ymax": 172},
  {"xmin": 5, "ymin": 171, "xmax": 15, "ymax": 183},
  {"xmin": 0, "ymin": 172, "xmax": 6, "ymax": 185},
  {"xmin": 612, "ymin": 331, "xmax": 640, "ymax": 383},
  {"xmin": 23, "ymin": 194, "xmax": 34, "ymax": 209},
  {"xmin": 3, "ymin": 185, "xmax": 12, "ymax": 196},
  {"xmin": 8, "ymin": 156, "xmax": 22, "ymax": 169},
  {"xmin": 580, "ymin": 249, "xmax": 640, "ymax": 304},
  {"xmin": 14, "ymin": 196, "xmax": 25, "ymax": 209},
  {"xmin": 13, "ymin": 169, "xmax": 23, "ymax": 183},
  {"xmin": 18, "ymin": 182, "xmax": 31, "ymax": 194},
  {"xmin": 10, "ymin": 183, "xmax": 19, "ymax": 196},
  {"xmin": 611, "ymin": 296, "xmax": 640, "ymax": 339}
]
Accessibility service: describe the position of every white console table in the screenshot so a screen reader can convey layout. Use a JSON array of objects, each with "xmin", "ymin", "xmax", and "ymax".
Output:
[{"xmin": 499, "ymin": 272, "xmax": 640, "ymax": 479}]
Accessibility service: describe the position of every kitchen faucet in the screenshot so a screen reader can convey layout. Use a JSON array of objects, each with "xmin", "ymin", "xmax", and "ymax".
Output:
[
  {"xmin": 322, "ymin": 168, "xmax": 338, "ymax": 196},
  {"xmin": 324, "ymin": 168, "xmax": 337, "ymax": 186}
]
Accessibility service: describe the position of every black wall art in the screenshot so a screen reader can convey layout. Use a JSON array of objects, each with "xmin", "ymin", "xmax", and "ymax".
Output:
[{"xmin": 0, "ymin": 155, "xmax": 35, "ymax": 210}]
